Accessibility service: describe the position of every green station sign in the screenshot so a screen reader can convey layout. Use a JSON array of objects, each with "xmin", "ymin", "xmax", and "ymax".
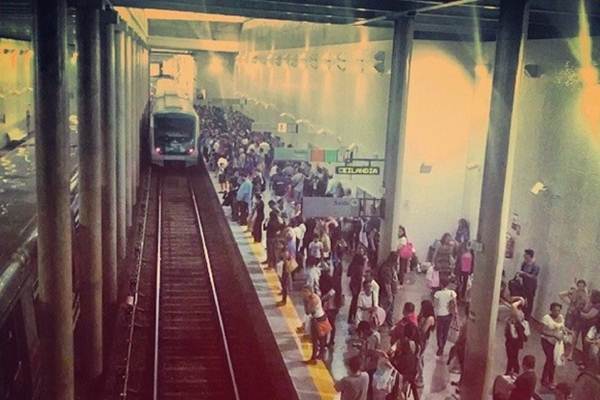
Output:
[{"xmin": 335, "ymin": 166, "xmax": 381, "ymax": 175}]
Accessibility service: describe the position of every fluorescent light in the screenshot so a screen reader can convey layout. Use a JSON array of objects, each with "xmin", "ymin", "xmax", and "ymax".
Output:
[{"xmin": 144, "ymin": 9, "xmax": 248, "ymax": 24}]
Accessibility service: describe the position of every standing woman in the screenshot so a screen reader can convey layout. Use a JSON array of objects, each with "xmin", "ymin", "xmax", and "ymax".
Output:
[
  {"xmin": 251, "ymin": 193, "xmax": 265, "ymax": 243},
  {"xmin": 559, "ymin": 279, "xmax": 588, "ymax": 361},
  {"xmin": 433, "ymin": 233, "xmax": 455, "ymax": 287},
  {"xmin": 505, "ymin": 300, "xmax": 530, "ymax": 375},
  {"xmin": 347, "ymin": 250, "xmax": 367, "ymax": 325},
  {"xmin": 397, "ymin": 225, "xmax": 412, "ymax": 286},
  {"xmin": 416, "ymin": 300, "xmax": 436, "ymax": 387},
  {"xmin": 456, "ymin": 242, "xmax": 474, "ymax": 301},
  {"xmin": 540, "ymin": 303, "xmax": 565, "ymax": 389}
]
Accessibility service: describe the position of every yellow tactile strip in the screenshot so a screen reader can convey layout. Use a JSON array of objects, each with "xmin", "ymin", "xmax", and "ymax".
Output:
[{"xmin": 245, "ymin": 237, "xmax": 338, "ymax": 399}]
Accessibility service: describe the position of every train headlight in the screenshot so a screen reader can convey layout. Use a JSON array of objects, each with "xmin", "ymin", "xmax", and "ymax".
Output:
[
  {"xmin": 187, "ymin": 148, "xmax": 195, "ymax": 154},
  {"xmin": 155, "ymin": 147, "xmax": 162, "ymax": 154}
]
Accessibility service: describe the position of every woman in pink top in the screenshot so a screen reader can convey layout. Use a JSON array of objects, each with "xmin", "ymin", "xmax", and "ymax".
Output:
[{"xmin": 457, "ymin": 242, "xmax": 474, "ymax": 301}]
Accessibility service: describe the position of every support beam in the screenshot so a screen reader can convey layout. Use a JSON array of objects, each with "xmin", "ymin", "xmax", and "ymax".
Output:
[
  {"xmin": 462, "ymin": 1, "xmax": 530, "ymax": 399},
  {"xmin": 100, "ymin": 10, "xmax": 118, "ymax": 326},
  {"xmin": 76, "ymin": 0, "xmax": 103, "ymax": 381},
  {"xmin": 125, "ymin": 33, "xmax": 133, "ymax": 228},
  {"xmin": 33, "ymin": 0, "xmax": 74, "ymax": 398},
  {"xmin": 115, "ymin": 26, "xmax": 127, "ymax": 276},
  {"xmin": 379, "ymin": 16, "xmax": 415, "ymax": 259},
  {"xmin": 148, "ymin": 36, "xmax": 240, "ymax": 53}
]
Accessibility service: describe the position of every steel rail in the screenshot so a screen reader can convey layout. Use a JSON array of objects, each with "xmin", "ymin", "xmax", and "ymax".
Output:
[
  {"xmin": 187, "ymin": 174, "xmax": 241, "ymax": 400},
  {"xmin": 121, "ymin": 167, "xmax": 153, "ymax": 398},
  {"xmin": 152, "ymin": 174, "xmax": 162, "ymax": 400}
]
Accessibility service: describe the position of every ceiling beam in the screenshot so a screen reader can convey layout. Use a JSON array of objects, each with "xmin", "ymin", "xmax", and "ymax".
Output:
[
  {"xmin": 148, "ymin": 35, "xmax": 240, "ymax": 52},
  {"xmin": 115, "ymin": 0, "xmax": 382, "ymax": 21}
]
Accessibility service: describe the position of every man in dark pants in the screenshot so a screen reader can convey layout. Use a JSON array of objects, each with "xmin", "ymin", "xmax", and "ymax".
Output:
[
  {"xmin": 519, "ymin": 249, "xmax": 540, "ymax": 319},
  {"xmin": 434, "ymin": 279, "xmax": 457, "ymax": 356},
  {"xmin": 347, "ymin": 251, "xmax": 367, "ymax": 325},
  {"xmin": 378, "ymin": 252, "xmax": 399, "ymax": 327}
]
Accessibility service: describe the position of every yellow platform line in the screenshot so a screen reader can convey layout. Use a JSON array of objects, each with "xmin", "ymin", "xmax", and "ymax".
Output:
[{"xmin": 243, "ymin": 236, "xmax": 337, "ymax": 399}]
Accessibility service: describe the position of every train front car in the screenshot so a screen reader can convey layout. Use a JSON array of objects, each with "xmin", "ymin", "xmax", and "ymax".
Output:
[{"xmin": 150, "ymin": 95, "xmax": 200, "ymax": 167}]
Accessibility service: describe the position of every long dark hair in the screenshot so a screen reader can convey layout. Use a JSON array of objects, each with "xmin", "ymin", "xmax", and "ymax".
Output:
[
  {"xmin": 398, "ymin": 225, "xmax": 407, "ymax": 238},
  {"xmin": 418, "ymin": 300, "xmax": 435, "ymax": 320}
]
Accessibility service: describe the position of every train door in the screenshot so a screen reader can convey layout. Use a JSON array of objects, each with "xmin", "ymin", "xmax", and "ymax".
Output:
[{"xmin": 0, "ymin": 304, "xmax": 31, "ymax": 400}]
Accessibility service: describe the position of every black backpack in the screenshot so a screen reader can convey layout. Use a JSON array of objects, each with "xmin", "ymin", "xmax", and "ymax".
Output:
[{"xmin": 391, "ymin": 340, "xmax": 419, "ymax": 380}]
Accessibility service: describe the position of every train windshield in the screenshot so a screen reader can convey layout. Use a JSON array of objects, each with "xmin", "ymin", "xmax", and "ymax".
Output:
[{"xmin": 154, "ymin": 113, "xmax": 195, "ymax": 155}]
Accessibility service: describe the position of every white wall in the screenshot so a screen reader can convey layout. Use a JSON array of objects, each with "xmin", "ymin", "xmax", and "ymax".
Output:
[
  {"xmin": 235, "ymin": 22, "xmax": 489, "ymax": 259},
  {"xmin": 195, "ymin": 51, "xmax": 236, "ymax": 99},
  {"xmin": 503, "ymin": 37, "xmax": 600, "ymax": 319}
]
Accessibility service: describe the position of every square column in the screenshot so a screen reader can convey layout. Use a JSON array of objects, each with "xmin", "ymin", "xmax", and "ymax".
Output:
[
  {"xmin": 379, "ymin": 16, "xmax": 415, "ymax": 258},
  {"xmin": 33, "ymin": 0, "xmax": 75, "ymax": 398},
  {"xmin": 100, "ymin": 8, "xmax": 118, "ymax": 325},
  {"xmin": 462, "ymin": 0, "xmax": 530, "ymax": 398},
  {"xmin": 76, "ymin": 0, "xmax": 104, "ymax": 381}
]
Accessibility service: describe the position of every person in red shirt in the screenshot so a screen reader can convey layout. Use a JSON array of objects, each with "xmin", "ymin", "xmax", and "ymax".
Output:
[{"xmin": 390, "ymin": 302, "xmax": 418, "ymax": 346}]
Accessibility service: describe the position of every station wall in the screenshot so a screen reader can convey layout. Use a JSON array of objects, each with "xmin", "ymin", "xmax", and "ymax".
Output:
[
  {"xmin": 503, "ymin": 37, "xmax": 600, "ymax": 319},
  {"xmin": 234, "ymin": 21, "xmax": 600, "ymax": 320},
  {"xmin": 234, "ymin": 21, "xmax": 490, "ymax": 263},
  {"xmin": 194, "ymin": 51, "xmax": 236, "ymax": 100}
]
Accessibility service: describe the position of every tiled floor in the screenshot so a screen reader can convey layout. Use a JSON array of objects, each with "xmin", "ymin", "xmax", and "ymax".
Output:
[{"xmin": 208, "ymin": 172, "xmax": 581, "ymax": 400}]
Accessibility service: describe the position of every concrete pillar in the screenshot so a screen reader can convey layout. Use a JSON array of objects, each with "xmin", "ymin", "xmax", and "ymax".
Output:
[
  {"xmin": 100, "ymin": 9, "xmax": 118, "ymax": 320},
  {"xmin": 32, "ymin": 0, "xmax": 74, "ymax": 398},
  {"xmin": 379, "ymin": 16, "xmax": 415, "ymax": 258},
  {"xmin": 115, "ymin": 26, "xmax": 127, "ymax": 274},
  {"xmin": 76, "ymin": 0, "xmax": 104, "ymax": 381},
  {"xmin": 462, "ymin": 1, "xmax": 530, "ymax": 399},
  {"xmin": 125, "ymin": 33, "xmax": 133, "ymax": 227},
  {"xmin": 133, "ymin": 40, "xmax": 139, "ymax": 193}
]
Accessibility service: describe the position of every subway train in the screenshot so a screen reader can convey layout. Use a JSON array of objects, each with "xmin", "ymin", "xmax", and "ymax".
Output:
[{"xmin": 149, "ymin": 93, "xmax": 200, "ymax": 167}]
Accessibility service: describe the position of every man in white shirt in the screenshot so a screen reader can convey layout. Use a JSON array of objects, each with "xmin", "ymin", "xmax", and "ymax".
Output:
[
  {"xmin": 434, "ymin": 279, "xmax": 457, "ymax": 356},
  {"xmin": 308, "ymin": 237, "xmax": 324, "ymax": 267},
  {"xmin": 357, "ymin": 280, "xmax": 378, "ymax": 323}
]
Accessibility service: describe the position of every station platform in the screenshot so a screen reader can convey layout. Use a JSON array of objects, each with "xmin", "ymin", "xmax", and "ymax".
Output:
[
  {"xmin": 0, "ymin": 135, "xmax": 78, "ymax": 268},
  {"xmin": 207, "ymin": 171, "xmax": 579, "ymax": 400}
]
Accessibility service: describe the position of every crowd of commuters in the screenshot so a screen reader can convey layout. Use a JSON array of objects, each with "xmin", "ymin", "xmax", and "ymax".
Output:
[{"xmin": 197, "ymin": 105, "xmax": 595, "ymax": 400}]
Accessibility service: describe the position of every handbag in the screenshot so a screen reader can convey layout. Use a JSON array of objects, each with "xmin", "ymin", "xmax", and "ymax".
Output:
[
  {"xmin": 554, "ymin": 340, "xmax": 565, "ymax": 366},
  {"xmin": 284, "ymin": 258, "xmax": 298, "ymax": 274},
  {"xmin": 448, "ymin": 316, "xmax": 461, "ymax": 343},
  {"xmin": 426, "ymin": 267, "xmax": 440, "ymax": 289},
  {"xmin": 373, "ymin": 361, "xmax": 398, "ymax": 394},
  {"xmin": 399, "ymin": 243, "xmax": 414, "ymax": 260},
  {"xmin": 315, "ymin": 315, "xmax": 332, "ymax": 338}
]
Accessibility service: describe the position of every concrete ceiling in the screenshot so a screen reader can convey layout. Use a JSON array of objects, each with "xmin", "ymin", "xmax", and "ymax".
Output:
[
  {"xmin": 1, "ymin": 0, "xmax": 600, "ymax": 42},
  {"xmin": 113, "ymin": 0, "xmax": 600, "ymax": 40}
]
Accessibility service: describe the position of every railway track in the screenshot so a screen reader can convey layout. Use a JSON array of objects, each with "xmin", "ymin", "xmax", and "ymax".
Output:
[{"xmin": 153, "ymin": 170, "xmax": 239, "ymax": 400}]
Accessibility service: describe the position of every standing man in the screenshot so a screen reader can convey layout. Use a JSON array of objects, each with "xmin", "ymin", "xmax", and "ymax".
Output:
[
  {"xmin": 434, "ymin": 278, "xmax": 457, "ymax": 356},
  {"xmin": 378, "ymin": 252, "xmax": 399, "ymax": 327},
  {"xmin": 519, "ymin": 249, "xmax": 540, "ymax": 319},
  {"xmin": 236, "ymin": 171, "xmax": 253, "ymax": 226},
  {"xmin": 334, "ymin": 356, "xmax": 369, "ymax": 400}
]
